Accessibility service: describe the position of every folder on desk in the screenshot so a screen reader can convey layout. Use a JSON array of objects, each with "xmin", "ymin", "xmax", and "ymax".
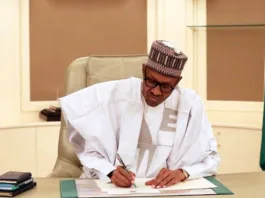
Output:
[
  {"xmin": 60, "ymin": 176, "xmax": 233, "ymax": 197},
  {"xmin": 205, "ymin": 176, "xmax": 233, "ymax": 195}
]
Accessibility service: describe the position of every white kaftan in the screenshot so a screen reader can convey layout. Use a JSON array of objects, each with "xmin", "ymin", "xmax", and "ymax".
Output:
[{"xmin": 59, "ymin": 77, "xmax": 220, "ymax": 182}]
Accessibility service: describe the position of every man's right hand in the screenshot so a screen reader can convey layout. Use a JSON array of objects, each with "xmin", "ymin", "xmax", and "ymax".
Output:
[{"xmin": 110, "ymin": 166, "xmax": 135, "ymax": 187}]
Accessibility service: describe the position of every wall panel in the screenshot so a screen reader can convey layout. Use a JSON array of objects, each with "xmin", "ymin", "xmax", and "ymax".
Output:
[
  {"xmin": 207, "ymin": 0, "xmax": 265, "ymax": 101},
  {"xmin": 30, "ymin": 0, "xmax": 147, "ymax": 101}
]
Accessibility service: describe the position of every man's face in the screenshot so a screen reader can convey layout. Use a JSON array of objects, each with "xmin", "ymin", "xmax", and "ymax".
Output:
[{"xmin": 142, "ymin": 65, "xmax": 182, "ymax": 107}]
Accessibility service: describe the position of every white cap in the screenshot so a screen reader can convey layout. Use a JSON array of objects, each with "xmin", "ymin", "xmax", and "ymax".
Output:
[{"xmin": 161, "ymin": 40, "xmax": 180, "ymax": 53}]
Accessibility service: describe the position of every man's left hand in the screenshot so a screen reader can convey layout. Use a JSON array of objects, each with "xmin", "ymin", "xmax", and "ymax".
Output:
[{"xmin": 145, "ymin": 168, "xmax": 186, "ymax": 188}]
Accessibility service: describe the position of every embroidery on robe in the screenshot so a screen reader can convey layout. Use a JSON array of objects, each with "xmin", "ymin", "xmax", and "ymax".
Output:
[{"xmin": 136, "ymin": 107, "xmax": 178, "ymax": 175}]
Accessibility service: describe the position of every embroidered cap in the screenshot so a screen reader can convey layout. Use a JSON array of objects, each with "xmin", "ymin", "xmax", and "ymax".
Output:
[{"xmin": 145, "ymin": 40, "xmax": 188, "ymax": 77}]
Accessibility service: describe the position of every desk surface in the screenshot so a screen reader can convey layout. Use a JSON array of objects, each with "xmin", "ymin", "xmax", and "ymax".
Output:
[{"xmin": 18, "ymin": 172, "xmax": 265, "ymax": 198}]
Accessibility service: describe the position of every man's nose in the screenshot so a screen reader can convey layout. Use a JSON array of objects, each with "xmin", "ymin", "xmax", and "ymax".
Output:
[{"xmin": 151, "ymin": 85, "xmax": 162, "ymax": 96}]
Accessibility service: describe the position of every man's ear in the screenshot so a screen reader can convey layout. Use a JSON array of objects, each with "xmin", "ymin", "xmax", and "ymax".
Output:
[
  {"xmin": 142, "ymin": 64, "xmax": 146, "ymax": 77},
  {"xmin": 176, "ymin": 76, "xmax": 182, "ymax": 85},
  {"xmin": 179, "ymin": 76, "xmax": 182, "ymax": 81},
  {"xmin": 142, "ymin": 63, "xmax": 145, "ymax": 70}
]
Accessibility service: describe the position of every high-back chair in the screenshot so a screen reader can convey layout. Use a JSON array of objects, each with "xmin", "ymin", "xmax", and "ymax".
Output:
[{"xmin": 48, "ymin": 55, "xmax": 148, "ymax": 178}]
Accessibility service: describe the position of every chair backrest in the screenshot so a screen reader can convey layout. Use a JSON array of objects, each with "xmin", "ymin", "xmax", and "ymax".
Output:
[{"xmin": 49, "ymin": 55, "xmax": 148, "ymax": 177}]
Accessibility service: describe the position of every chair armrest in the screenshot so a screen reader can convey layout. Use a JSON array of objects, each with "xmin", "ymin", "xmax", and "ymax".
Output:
[{"xmin": 47, "ymin": 158, "xmax": 82, "ymax": 178}]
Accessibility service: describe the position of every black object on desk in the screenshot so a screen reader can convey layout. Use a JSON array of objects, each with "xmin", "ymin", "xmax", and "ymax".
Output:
[
  {"xmin": 0, "ymin": 171, "xmax": 36, "ymax": 197},
  {"xmin": 39, "ymin": 105, "xmax": 61, "ymax": 121}
]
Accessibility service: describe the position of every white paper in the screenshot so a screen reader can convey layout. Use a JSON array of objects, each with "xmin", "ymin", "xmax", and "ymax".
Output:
[
  {"xmin": 96, "ymin": 177, "xmax": 216, "ymax": 194},
  {"xmin": 74, "ymin": 179, "xmax": 217, "ymax": 197},
  {"xmin": 76, "ymin": 179, "xmax": 107, "ymax": 197},
  {"xmin": 106, "ymin": 188, "xmax": 160, "ymax": 195},
  {"xmin": 107, "ymin": 189, "xmax": 216, "ymax": 196},
  {"xmin": 160, "ymin": 188, "xmax": 216, "ymax": 196},
  {"xmin": 161, "ymin": 178, "xmax": 217, "ymax": 190}
]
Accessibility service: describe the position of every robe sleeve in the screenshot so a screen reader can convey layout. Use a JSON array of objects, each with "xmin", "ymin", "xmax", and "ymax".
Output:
[
  {"xmin": 59, "ymin": 83, "xmax": 119, "ymax": 181},
  {"xmin": 180, "ymin": 96, "xmax": 220, "ymax": 180},
  {"xmin": 66, "ymin": 121, "xmax": 116, "ymax": 181}
]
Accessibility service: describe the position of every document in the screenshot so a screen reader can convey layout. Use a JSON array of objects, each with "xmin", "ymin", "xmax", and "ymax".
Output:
[
  {"xmin": 96, "ymin": 177, "xmax": 217, "ymax": 195},
  {"xmin": 106, "ymin": 188, "xmax": 160, "ymax": 195},
  {"xmin": 75, "ymin": 179, "xmax": 106, "ymax": 197},
  {"xmin": 106, "ymin": 188, "xmax": 216, "ymax": 196},
  {"xmin": 61, "ymin": 176, "xmax": 233, "ymax": 197}
]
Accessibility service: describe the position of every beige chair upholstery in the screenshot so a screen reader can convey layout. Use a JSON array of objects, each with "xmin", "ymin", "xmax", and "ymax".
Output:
[{"xmin": 48, "ymin": 55, "xmax": 148, "ymax": 178}]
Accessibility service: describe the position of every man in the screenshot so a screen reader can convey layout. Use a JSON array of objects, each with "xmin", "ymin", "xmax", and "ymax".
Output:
[{"xmin": 59, "ymin": 40, "xmax": 220, "ymax": 189}]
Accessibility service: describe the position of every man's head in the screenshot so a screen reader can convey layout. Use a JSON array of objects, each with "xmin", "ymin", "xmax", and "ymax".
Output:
[{"xmin": 142, "ymin": 40, "xmax": 188, "ymax": 107}]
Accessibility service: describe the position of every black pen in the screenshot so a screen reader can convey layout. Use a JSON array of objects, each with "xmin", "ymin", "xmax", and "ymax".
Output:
[{"xmin": 116, "ymin": 153, "xmax": 137, "ymax": 188}]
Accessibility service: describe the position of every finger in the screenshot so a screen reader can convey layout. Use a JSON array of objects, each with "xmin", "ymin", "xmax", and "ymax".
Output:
[
  {"xmin": 129, "ymin": 171, "xmax": 136, "ymax": 181},
  {"xmin": 113, "ymin": 175, "xmax": 131, "ymax": 187},
  {"xmin": 145, "ymin": 179, "xmax": 155, "ymax": 186},
  {"xmin": 152, "ymin": 168, "xmax": 166, "ymax": 187},
  {"xmin": 117, "ymin": 167, "xmax": 133, "ymax": 182},
  {"xmin": 165, "ymin": 178, "xmax": 179, "ymax": 188},
  {"xmin": 158, "ymin": 174, "xmax": 174, "ymax": 188},
  {"xmin": 111, "ymin": 176, "xmax": 121, "ymax": 187},
  {"xmin": 116, "ymin": 174, "xmax": 131, "ymax": 187},
  {"xmin": 111, "ymin": 177, "xmax": 121, "ymax": 187},
  {"xmin": 155, "ymin": 168, "xmax": 166, "ymax": 180},
  {"xmin": 130, "ymin": 171, "xmax": 136, "ymax": 177},
  {"xmin": 153, "ymin": 171, "xmax": 170, "ymax": 188},
  {"xmin": 114, "ymin": 170, "xmax": 132, "ymax": 187},
  {"xmin": 112, "ymin": 177, "xmax": 129, "ymax": 188}
]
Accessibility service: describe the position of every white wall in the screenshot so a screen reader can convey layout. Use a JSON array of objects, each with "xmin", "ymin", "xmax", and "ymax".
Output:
[
  {"xmin": 0, "ymin": 1, "xmax": 21, "ymax": 125},
  {"xmin": 0, "ymin": 0, "xmax": 40, "ymax": 126},
  {"xmin": 0, "ymin": 124, "xmax": 60, "ymax": 176}
]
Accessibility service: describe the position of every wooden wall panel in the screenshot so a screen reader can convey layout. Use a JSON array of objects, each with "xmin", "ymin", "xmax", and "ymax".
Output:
[
  {"xmin": 207, "ymin": 0, "xmax": 265, "ymax": 101},
  {"xmin": 30, "ymin": 0, "xmax": 147, "ymax": 101}
]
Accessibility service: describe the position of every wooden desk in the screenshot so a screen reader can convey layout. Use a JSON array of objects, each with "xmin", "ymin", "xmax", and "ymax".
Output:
[{"xmin": 18, "ymin": 172, "xmax": 265, "ymax": 198}]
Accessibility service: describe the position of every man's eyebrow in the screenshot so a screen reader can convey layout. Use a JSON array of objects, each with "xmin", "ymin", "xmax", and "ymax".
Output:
[
  {"xmin": 147, "ymin": 73, "xmax": 155, "ymax": 79},
  {"xmin": 147, "ymin": 75, "xmax": 175, "ymax": 85}
]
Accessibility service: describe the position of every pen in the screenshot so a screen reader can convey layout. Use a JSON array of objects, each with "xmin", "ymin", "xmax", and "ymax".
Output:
[{"xmin": 116, "ymin": 153, "xmax": 137, "ymax": 188}]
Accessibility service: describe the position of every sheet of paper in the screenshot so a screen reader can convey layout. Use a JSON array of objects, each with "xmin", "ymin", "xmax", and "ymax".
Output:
[
  {"xmin": 104, "ymin": 188, "xmax": 216, "ymax": 196},
  {"xmin": 96, "ymin": 177, "xmax": 216, "ymax": 192},
  {"xmin": 74, "ymin": 179, "xmax": 217, "ymax": 197},
  {"xmin": 160, "ymin": 188, "xmax": 216, "ymax": 196},
  {"xmin": 75, "ymin": 179, "xmax": 107, "ymax": 197},
  {"xmin": 106, "ymin": 188, "xmax": 160, "ymax": 195},
  {"xmin": 160, "ymin": 177, "xmax": 217, "ymax": 190}
]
